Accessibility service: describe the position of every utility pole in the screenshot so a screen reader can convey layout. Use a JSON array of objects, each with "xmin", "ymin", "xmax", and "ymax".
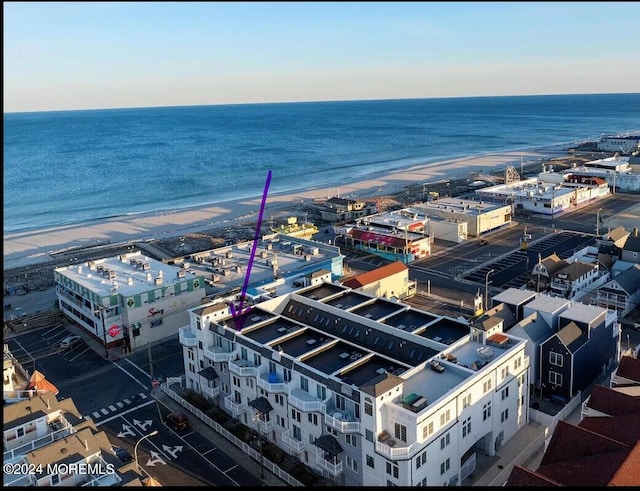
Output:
[
  {"xmin": 484, "ymin": 269, "xmax": 495, "ymax": 312},
  {"xmin": 596, "ymin": 208, "xmax": 603, "ymax": 237}
]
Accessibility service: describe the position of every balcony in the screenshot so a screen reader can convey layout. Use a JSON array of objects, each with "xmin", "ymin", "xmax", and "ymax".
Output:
[
  {"xmin": 282, "ymin": 430, "xmax": 305, "ymax": 452},
  {"xmin": 203, "ymin": 344, "xmax": 231, "ymax": 363},
  {"xmin": 316, "ymin": 455, "xmax": 343, "ymax": 476},
  {"xmin": 257, "ymin": 371, "xmax": 289, "ymax": 393},
  {"xmin": 375, "ymin": 432, "xmax": 420, "ymax": 460},
  {"xmin": 4, "ymin": 416, "xmax": 75, "ymax": 459},
  {"xmin": 179, "ymin": 326, "xmax": 197, "ymax": 347},
  {"xmin": 228, "ymin": 358, "xmax": 258, "ymax": 377},
  {"xmin": 256, "ymin": 418, "xmax": 274, "ymax": 433},
  {"xmin": 289, "ymin": 388, "xmax": 326, "ymax": 413},
  {"xmin": 224, "ymin": 394, "xmax": 246, "ymax": 416},
  {"xmin": 201, "ymin": 384, "xmax": 219, "ymax": 399},
  {"xmin": 325, "ymin": 410, "xmax": 361, "ymax": 433}
]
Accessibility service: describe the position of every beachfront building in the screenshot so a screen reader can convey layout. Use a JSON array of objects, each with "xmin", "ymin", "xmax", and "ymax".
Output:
[
  {"xmin": 178, "ymin": 281, "xmax": 530, "ymax": 486},
  {"xmin": 341, "ymin": 261, "xmax": 417, "ymax": 300},
  {"xmin": 188, "ymin": 235, "xmax": 344, "ymax": 301},
  {"xmin": 410, "ymin": 198, "xmax": 511, "ymax": 238},
  {"xmin": 596, "ymin": 134, "xmax": 640, "ymax": 155},
  {"xmin": 54, "ymin": 251, "xmax": 206, "ymax": 353},
  {"xmin": 318, "ymin": 197, "xmax": 378, "ymax": 223},
  {"xmin": 270, "ymin": 216, "xmax": 319, "ymax": 240},
  {"xmin": 562, "ymin": 156, "xmax": 640, "ymax": 192}
]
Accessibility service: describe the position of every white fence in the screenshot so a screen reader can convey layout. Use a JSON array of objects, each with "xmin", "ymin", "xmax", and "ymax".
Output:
[{"xmin": 161, "ymin": 377, "xmax": 303, "ymax": 487}]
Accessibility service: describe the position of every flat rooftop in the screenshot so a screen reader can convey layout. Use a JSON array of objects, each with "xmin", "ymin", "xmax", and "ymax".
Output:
[
  {"xmin": 188, "ymin": 235, "xmax": 342, "ymax": 295},
  {"xmin": 55, "ymin": 251, "xmax": 189, "ymax": 297}
]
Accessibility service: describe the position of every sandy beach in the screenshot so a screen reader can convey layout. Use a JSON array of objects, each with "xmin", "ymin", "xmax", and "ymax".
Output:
[{"xmin": 3, "ymin": 149, "xmax": 555, "ymax": 271}]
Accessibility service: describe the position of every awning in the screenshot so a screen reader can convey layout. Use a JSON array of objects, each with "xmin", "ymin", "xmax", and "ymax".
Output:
[
  {"xmin": 313, "ymin": 434, "xmax": 343, "ymax": 457},
  {"xmin": 197, "ymin": 366, "xmax": 219, "ymax": 381},
  {"xmin": 248, "ymin": 396, "xmax": 273, "ymax": 414}
]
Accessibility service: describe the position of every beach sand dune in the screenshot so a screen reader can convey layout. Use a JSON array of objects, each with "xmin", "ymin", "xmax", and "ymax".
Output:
[{"xmin": 3, "ymin": 149, "xmax": 554, "ymax": 270}]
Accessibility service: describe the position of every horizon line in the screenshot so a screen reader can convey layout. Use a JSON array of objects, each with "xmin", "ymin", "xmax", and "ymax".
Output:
[{"xmin": 4, "ymin": 91, "xmax": 639, "ymax": 115}]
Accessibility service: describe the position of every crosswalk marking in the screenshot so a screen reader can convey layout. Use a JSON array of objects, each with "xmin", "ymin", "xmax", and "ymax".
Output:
[{"xmin": 89, "ymin": 392, "xmax": 152, "ymax": 420}]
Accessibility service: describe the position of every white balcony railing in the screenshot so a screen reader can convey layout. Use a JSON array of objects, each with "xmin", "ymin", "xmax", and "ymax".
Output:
[
  {"xmin": 228, "ymin": 358, "xmax": 258, "ymax": 377},
  {"xmin": 316, "ymin": 455, "xmax": 343, "ymax": 476},
  {"xmin": 375, "ymin": 438, "xmax": 420, "ymax": 460},
  {"xmin": 256, "ymin": 372, "xmax": 289, "ymax": 393},
  {"xmin": 201, "ymin": 384, "xmax": 219, "ymax": 399},
  {"xmin": 325, "ymin": 412, "xmax": 361, "ymax": 433},
  {"xmin": 224, "ymin": 394, "xmax": 246, "ymax": 416},
  {"xmin": 203, "ymin": 344, "xmax": 231, "ymax": 363},
  {"xmin": 179, "ymin": 326, "xmax": 197, "ymax": 347},
  {"xmin": 289, "ymin": 388, "xmax": 325, "ymax": 413},
  {"xmin": 282, "ymin": 430, "xmax": 305, "ymax": 452}
]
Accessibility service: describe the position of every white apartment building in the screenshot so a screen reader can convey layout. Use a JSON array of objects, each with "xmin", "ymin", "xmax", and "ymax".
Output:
[
  {"xmin": 179, "ymin": 282, "xmax": 530, "ymax": 486},
  {"xmin": 55, "ymin": 251, "xmax": 206, "ymax": 353}
]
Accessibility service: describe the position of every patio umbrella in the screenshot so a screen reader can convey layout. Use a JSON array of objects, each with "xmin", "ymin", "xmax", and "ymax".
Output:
[{"xmin": 27, "ymin": 370, "xmax": 59, "ymax": 396}]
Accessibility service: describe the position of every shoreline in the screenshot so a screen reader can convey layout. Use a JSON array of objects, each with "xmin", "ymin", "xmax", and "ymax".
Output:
[{"xmin": 3, "ymin": 144, "xmax": 571, "ymax": 271}]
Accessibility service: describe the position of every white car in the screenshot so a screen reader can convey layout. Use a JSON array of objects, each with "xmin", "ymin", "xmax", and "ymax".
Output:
[{"xmin": 59, "ymin": 335, "xmax": 82, "ymax": 349}]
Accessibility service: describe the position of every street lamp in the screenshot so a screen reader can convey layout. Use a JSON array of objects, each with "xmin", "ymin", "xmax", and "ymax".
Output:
[
  {"xmin": 134, "ymin": 430, "xmax": 158, "ymax": 471},
  {"xmin": 484, "ymin": 269, "xmax": 495, "ymax": 311},
  {"xmin": 252, "ymin": 413, "xmax": 265, "ymax": 478},
  {"xmin": 332, "ymin": 234, "xmax": 344, "ymax": 246}
]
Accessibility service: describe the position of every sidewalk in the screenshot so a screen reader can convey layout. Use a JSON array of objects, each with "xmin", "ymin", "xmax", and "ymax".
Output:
[{"xmin": 151, "ymin": 388, "xmax": 289, "ymax": 487}]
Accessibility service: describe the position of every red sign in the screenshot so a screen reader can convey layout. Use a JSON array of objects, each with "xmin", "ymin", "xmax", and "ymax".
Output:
[{"xmin": 108, "ymin": 325, "xmax": 121, "ymax": 337}]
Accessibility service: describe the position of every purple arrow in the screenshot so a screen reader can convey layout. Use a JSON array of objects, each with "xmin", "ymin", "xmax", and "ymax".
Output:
[{"xmin": 229, "ymin": 170, "xmax": 272, "ymax": 330}]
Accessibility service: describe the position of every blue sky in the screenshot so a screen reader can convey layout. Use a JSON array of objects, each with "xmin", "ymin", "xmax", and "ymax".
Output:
[{"xmin": 4, "ymin": 1, "xmax": 640, "ymax": 112}]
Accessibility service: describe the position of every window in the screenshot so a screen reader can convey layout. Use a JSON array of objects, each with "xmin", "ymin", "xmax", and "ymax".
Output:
[
  {"xmin": 440, "ymin": 458, "xmax": 450, "ymax": 475},
  {"xmin": 462, "ymin": 393, "xmax": 471, "ymax": 408},
  {"xmin": 308, "ymin": 413, "xmax": 318, "ymax": 425},
  {"xmin": 502, "ymin": 386, "xmax": 509, "ymax": 400},
  {"xmin": 275, "ymin": 394, "xmax": 284, "ymax": 406},
  {"xmin": 394, "ymin": 423, "xmax": 407, "ymax": 442},
  {"xmin": 462, "ymin": 417, "xmax": 471, "ymax": 437},
  {"xmin": 386, "ymin": 462, "xmax": 399, "ymax": 478},
  {"xmin": 301, "ymin": 376, "xmax": 309, "ymax": 393},
  {"xmin": 514, "ymin": 357, "xmax": 522, "ymax": 370},
  {"xmin": 51, "ymin": 474, "xmax": 60, "ymax": 486},
  {"xmin": 16, "ymin": 427, "xmax": 25, "ymax": 438},
  {"xmin": 501, "ymin": 408, "xmax": 509, "ymax": 422},
  {"xmin": 291, "ymin": 408, "xmax": 301, "ymax": 423},
  {"xmin": 550, "ymin": 352, "xmax": 563, "ymax": 367},
  {"xmin": 346, "ymin": 456, "xmax": 359, "ymax": 472},
  {"xmin": 253, "ymin": 353, "xmax": 261, "ymax": 366},
  {"xmin": 483, "ymin": 402, "xmax": 492, "ymax": 421},
  {"xmin": 269, "ymin": 361, "xmax": 276, "ymax": 373},
  {"xmin": 336, "ymin": 394, "xmax": 346, "ymax": 410},
  {"xmin": 440, "ymin": 432, "xmax": 450, "ymax": 449},
  {"xmin": 284, "ymin": 368, "xmax": 291, "ymax": 382},
  {"xmin": 232, "ymin": 375, "xmax": 240, "ymax": 386},
  {"xmin": 364, "ymin": 398, "xmax": 373, "ymax": 416},
  {"xmin": 316, "ymin": 385, "xmax": 326, "ymax": 400},
  {"xmin": 188, "ymin": 349, "xmax": 195, "ymax": 361},
  {"xmin": 416, "ymin": 451, "xmax": 427, "ymax": 469},
  {"xmin": 483, "ymin": 378, "xmax": 492, "ymax": 393},
  {"xmin": 292, "ymin": 425, "xmax": 302, "ymax": 441},
  {"xmin": 365, "ymin": 429, "xmax": 374, "ymax": 442},
  {"xmin": 550, "ymin": 371, "xmax": 563, "ymax": 386},
  {"xmin": 366, "ymin": 454, "xmax": 375, "ymax": 468},
  {"xmin": 196, "ymin": 318, "xmax": 201, "ymax": 330},
  {"xmin": 276, "ymin": 415, "xmax": 286, "ymax": 427},
  {"xmin": 422, "ymin": 421, "xmax": 434, "ymax": 438},
  {"xmin": 439, "ymin": 409, "xmax": 451, "ymax": 426},
  {"xmin": 501, "ymin": 366, "xmax": 508, "ymax": 380},
  {"xmin": 346, "ymin": 434, "xmax": 358, "ymax": 448}
]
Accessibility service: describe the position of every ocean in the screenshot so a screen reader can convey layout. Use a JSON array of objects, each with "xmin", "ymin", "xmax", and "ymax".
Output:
[{"xmin": 4, "ymin": 93, "xmax": 640, "ymax": 235}]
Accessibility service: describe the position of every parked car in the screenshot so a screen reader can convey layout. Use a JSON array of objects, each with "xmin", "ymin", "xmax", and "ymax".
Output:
[
  {"xmin": 165, "ymin": 411, "xmax": 190, "ymax": 431},
  {"xmin": 59, "ymin": 335, "xmax": 82, "ymax": 349},
  {"xmin": 114, "ymin": 447, "xmax": 133, "ymax": 463},
  {"xmin": 476, "ymin": 239, "xmax": 488, "ymax": 246}
]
